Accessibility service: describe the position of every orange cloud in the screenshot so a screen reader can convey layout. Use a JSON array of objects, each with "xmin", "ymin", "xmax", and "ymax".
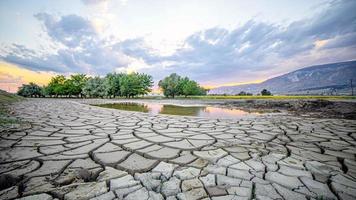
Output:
[
  {"xmin": 0, "ymin": 62, "xmax": 54, "ymax": 93},
  {"xmin": 314, "ymin": 39, "xmax": 328, "ymax": 49},
  {"xmin": 202, "ymin": 79, "xmax": 265, "ymax": 89}
]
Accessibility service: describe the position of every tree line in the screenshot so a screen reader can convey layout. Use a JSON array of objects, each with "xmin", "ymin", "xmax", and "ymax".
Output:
[
  {"xmin": 17, "ymin": 73, "xmax": 207, "ymax": 98},
  {"xmin": 18, "ymin": 73, "xmax": 153, "ymax": 98}
]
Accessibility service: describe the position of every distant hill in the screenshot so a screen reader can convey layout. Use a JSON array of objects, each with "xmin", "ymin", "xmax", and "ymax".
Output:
[{"xmin": 209, "ymin": 61, "xmax": 356, "ymax": 95}]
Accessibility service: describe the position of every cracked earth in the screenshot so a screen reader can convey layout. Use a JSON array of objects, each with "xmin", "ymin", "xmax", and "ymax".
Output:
[{"xmin": 1, "ymin": 99, "xmax": 356, "ymax": 200}]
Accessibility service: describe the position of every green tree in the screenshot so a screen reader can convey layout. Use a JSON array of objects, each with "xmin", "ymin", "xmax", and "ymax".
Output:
[
  {"xmin": 82, "ymin": 77, "xmax": 106, "ymax": 98},
  {"xmin": 120, "ymin": 73, "xmax": 153, "ymax": 98},
  {"xmin": 197, "ymin": 86, "xmax": 207, "ymax": 95},
  {"xmin": 136, "ymin": 73, "xmax": 153, "ymax": 96},
  {"xmin": 17, "ymin": 82, "xmax": 43, "ymax": 97},
  {"xmin": 65, "ymin": 74, "xmax": 88, "ymax": 97},
  {"xmin": 45, "ymin": 75, "xmax": 66, "ymax": 97},
  {"xmin": 158, "ymin": 73, "xmax": 182, "ymax": 98},
  {"xmin": 159, "ymin": 74, "xmax": 206, "ymax": 98},
  {"xmin": 181, "ymin": 79, "xmax": 201, "ymax": 97},
  {"xmin": 29, "ymin": 72, "xmax": 153, "ymax": 99},
  {"xmin": 104, "ymin": 73, "xmax": 123, "ymax": 98},
  {"xmin": 119, "ymin": 74, "xmax": 132, "ymax": 98},
  {"xmin": 261, "ymin": 89, "xmax": 272, "ymax": 96}
]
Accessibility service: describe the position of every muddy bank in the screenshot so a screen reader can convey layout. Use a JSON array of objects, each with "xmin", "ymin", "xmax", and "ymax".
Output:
[{"xmin": 217, "ymin": 99, "xmax": 356, "ymax": 119}]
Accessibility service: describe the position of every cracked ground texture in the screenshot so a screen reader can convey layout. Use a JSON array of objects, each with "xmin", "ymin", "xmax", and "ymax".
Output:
[{"xmin": 1, "ymin": 99, "xmax": 356, "ymax": 200}]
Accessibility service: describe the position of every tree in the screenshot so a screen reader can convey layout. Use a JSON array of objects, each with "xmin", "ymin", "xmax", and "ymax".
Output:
[
  {"xmin": 18, "ymin": 72, "xmax": 153, "ymax": 99},
  {"xmin": 120, "ymin": 73, "xmax": 135, "ymax": 98},
  {"xmin": 261, "ymin": 89, "xmax": 272, "ymax": 96},
  {"xmin": 104, "ymin": 73, "xmax": 123, "ymax": 98},
  {"xmin": 43, "ymin": 74, "xmax": 88, "ymax": 97},
  {"xmin": 158, "ymin": 73, "xmax": 182, "ymax": 98},
  {"xmin": 120, "ymin": 73, "xmax": 153, "ymax": 98},
  {"xmin": 17, "ymin": 83, "xmax": 43, "ymax": 97},
  {"xmin": 181, "ymin": 79, "xmax": 203, "ymax": 97},
  {"xmin": 45, "ymin": 75, "xmax": 66, "ymax": 97},
  {"xmin": 82, "ymin": 77, "xmax": 106, "ymax": 98},
  {"xmin": 65, "ymin": 74, "xmax": 88, "ymax": 97},
  {"xmin": 159, "ymin": 74, "xmax": 206, "ymax": 98},
  {"xmin": 137, "ymin": 73, "xmax": 153, "ymax": 96}
]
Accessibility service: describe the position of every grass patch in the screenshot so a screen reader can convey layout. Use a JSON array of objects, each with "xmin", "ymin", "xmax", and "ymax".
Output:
[
  {"xmin": 0, "ymin": 90, "xmax": 24, "ymax": 126},
  {"xmin": 0, "ymin": 90, "xmax": 23, "ymax": 104},
  {"xmin": 103, "ymin": 94, "xmax": 356, "ymax": 100},
  {"xmin": 175, "ymin": 95, "xmax": 356, "ymax": 100},
  {"xmin": 0, "ymin": 115, "xmax": 20, "ymax": 125}
]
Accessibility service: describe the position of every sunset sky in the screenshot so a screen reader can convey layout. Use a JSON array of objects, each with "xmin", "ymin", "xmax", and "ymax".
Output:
[{"xmin": 1, "ymin": 0, "xmax": 356, "ymax": 92}]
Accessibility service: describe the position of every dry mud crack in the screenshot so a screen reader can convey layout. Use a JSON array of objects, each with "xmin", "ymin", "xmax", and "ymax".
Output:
[{"xmin": 1, "ymin": 99, "xmax": 356, "ymax": 200}]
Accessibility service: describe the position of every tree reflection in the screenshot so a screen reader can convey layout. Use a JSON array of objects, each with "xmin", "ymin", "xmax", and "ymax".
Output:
[
  {"xmin": 159, "ymin": 105, "xmax": 205, "ymax": 116},
  {"xmin": 97, "ymin": 103, "xmax": 150, "ymax": 112}
]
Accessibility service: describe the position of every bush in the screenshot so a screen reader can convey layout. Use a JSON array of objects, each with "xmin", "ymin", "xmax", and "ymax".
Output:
[
  {"xmin": 261, "ymin": 89, "xmax": 272, "ymax": 96},
  {"xmin": 236, "ymin": 91, "xmax": 253, "ymax": 96}
]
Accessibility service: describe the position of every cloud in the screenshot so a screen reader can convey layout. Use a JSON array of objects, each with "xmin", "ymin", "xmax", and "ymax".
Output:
[
  {"xmin": 1, "ymin": 0, "xmax": 356, "ymax": 87},
  {"xmin": 113, "ymin": 38, "xmax": 163, "ymax": 65},
  {"xmin": 0, "ymin": 12, "xmax": 139, "ymax": 75},
  {"xmin": 34, "ymin": 13, "xmax": 98, "ymax": 48},
  {"xmin": 149, "ymin": 0, "xmax": 356, "ymax": 84},
  {"xmin": 321, "ymin": 33, "xmax": 356, "ymax": 49},
  {"xmin": 81, "ymin": 0, "xmax": 109, "ymax": 5}
]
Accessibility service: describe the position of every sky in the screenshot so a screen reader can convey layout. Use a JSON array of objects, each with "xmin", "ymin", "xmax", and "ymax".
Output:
[{"xmin": 0, "ymin": 0, "xmax": 356, "ymax": 92}]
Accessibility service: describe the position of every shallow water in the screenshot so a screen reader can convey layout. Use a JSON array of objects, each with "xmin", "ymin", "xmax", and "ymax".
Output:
[{"xmin": 96, "ymin": 102, "xmax": 261, "ymax": 118}]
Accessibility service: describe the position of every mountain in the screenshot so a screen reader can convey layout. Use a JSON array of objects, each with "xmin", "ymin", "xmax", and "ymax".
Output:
[{"xmin": 209, "ymin": 61, "xmax": 356, "ymax": 95}]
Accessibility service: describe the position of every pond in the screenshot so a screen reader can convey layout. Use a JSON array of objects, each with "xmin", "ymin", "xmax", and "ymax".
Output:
[{"xmin": 95, "ymin": 102, "xmax": 261, "ymax": 118}]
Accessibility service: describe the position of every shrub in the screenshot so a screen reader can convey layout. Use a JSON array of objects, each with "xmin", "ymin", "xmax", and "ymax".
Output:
[{"xmin": 261, "ymin": 89, "xmax": 272, "ymax": 96}]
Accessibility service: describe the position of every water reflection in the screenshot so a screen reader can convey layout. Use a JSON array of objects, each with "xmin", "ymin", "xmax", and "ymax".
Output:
[
  {"xmin": 160, "ymin": 105, "xmax": 205, "ymax": 116},
  {"xmin": 98, "ymin": 102, "xmax": 150, "ymax": 113},
  {"xmin": 96, "ymin": 102, "xmax": 260, "ymax": 118}
]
